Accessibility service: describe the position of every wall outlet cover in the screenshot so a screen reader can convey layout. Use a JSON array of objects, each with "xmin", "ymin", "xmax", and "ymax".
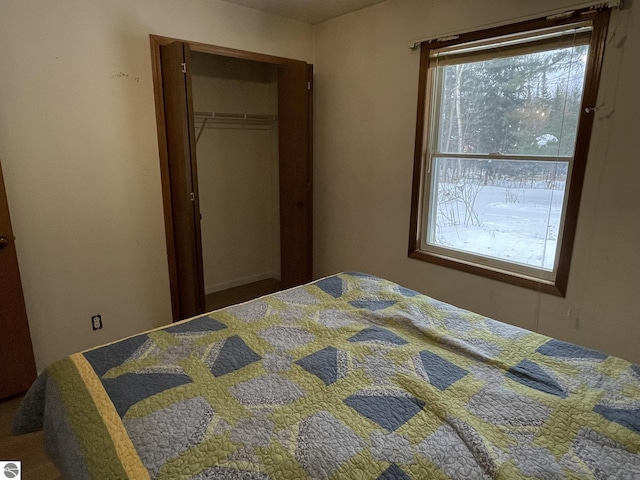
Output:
[{"xmin": 92, "ymin": 315, "xmax": 103, "ymax": 330}]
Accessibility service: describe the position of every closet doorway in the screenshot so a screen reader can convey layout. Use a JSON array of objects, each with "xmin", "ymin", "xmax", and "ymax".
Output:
[{"xmin": 150, "ymin": 36, "xmax": 313, "ymax": 322}]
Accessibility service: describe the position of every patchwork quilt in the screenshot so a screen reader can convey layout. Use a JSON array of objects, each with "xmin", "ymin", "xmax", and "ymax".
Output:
[{"xmin": 14, "ymin": 272, "xmax": 640, "ymax": 479}]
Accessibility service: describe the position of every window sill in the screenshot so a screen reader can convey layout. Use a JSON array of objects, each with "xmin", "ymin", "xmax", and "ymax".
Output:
[{"xmin": 408, "ymin": 248, "xmax": 565, "ymax": 296}]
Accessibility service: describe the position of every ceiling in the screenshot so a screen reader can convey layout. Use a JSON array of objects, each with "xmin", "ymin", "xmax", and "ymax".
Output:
[{"xmin": 220, "ymin": 0, "xmax": 387, "ymax": 24}]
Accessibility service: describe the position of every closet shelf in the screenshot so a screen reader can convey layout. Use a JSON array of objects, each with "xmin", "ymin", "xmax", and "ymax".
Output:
[
  {"xmin": 195, "ymin": 111, "xmax": 277, "ymax": 125},
  {"xmin": 194, "ymin": 112, "xmax": 277, "ymax": 141},
  {"xmin": 195, "ymin": 110, "xmax": 277, "ymax": 121}
]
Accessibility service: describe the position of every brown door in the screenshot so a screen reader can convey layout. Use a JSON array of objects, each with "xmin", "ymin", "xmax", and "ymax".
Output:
[
  {"xmin": 278, "ymin": 62, "xmax": 313, "ymax": 288},
  {"xmin": 0, "ymin": 159, "xmax": 37, "ymax": 399},
  {"xmin": 151, "ymin": 36, "xmax": 313, "ymax": 320},
  {"xmin": 159, "ymin": 41, "xmax": 206, "ymax": 320}
]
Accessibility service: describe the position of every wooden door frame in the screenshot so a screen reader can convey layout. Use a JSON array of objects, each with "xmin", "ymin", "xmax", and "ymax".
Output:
[{"xmin": 150, "ymin": 35, "xmax": 312, "ymax": 320}]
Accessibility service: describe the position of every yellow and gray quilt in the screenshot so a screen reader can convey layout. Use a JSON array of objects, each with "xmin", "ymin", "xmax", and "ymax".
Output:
[{"xmin": 14, "ymin": 273, "xmax": 640, "ymax": 479}]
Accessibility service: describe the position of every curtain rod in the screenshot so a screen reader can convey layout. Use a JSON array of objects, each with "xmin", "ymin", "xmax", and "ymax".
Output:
[{"xmin": 409, "ymin": 0, "xmax": 623, "ymax": 50}]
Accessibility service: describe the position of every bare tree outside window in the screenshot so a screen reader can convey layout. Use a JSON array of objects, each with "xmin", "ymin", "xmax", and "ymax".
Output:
[{"xmin": 409, "ymin": 9, "xmax": 610, "ymax": 295}]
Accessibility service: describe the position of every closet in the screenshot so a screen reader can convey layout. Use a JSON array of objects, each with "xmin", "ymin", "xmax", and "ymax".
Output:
[
  {"xmin": 191, "ymin": 54, "xmax": 281, "ymax": 307},
  {"xmin": 151, "ymin": 37, "xmax": 313, "ymax": 322}
]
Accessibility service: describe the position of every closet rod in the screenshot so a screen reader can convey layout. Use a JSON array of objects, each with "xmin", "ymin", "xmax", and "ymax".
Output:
[
  {"xmin": 194, "ymin": 112, "xmax": 278, "ymax": 142},
  {"xmin": 194, "ymin": 111, "xmax": 277, "ymax": 124}
]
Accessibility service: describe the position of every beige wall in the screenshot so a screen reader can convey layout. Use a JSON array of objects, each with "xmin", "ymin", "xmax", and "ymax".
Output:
[
  {"xmin": 313, "ymin": 0, "xmax": 640, "ymax": 363},
  {"xmin": 0, "ymin": 0, "xmax": 312, "ymax": 370},
  {"xmin": 192, "ymin": 55, "xmax": 280, "ymax": 292},
  {"xmin": 1, "ymin": 0, "xmax": 638, "ymax": 372}
]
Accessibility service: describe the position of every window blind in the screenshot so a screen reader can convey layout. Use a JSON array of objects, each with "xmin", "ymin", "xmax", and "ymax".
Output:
[{"xmin": 409, "ymin": 0, "xmax": 621, "ymax": 50}]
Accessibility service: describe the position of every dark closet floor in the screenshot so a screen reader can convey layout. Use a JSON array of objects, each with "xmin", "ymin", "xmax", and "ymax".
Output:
[{"xmin": 204, "ymin": 278, "xmax": 281, "ymax": 311}]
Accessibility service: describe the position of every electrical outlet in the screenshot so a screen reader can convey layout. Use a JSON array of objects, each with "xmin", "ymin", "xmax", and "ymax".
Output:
[{"xmin": 92, "ymin": 315, "xmax": 103, "ymax": 330}]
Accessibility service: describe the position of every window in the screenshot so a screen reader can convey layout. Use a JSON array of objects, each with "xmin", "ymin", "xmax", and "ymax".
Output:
[{"xmin": 409, "ymin": 9, "xmax": 610, "ymax": 296}]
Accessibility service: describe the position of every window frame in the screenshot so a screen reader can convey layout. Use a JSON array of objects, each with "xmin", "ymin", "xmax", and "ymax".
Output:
[{"xmin": 408, "ymin": 9, "xmax": 610, "ymax": 296}]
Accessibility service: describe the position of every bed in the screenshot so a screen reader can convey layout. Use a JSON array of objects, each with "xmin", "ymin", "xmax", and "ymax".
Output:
[{"xmin": 14, "ymin": 272, "xmax": 640, "ymax": 479}]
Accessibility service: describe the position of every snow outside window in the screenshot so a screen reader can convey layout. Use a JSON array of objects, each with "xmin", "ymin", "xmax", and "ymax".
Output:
[{"xmin": 409, "ymin": 10, "xmax": 610, "ymax": 295}]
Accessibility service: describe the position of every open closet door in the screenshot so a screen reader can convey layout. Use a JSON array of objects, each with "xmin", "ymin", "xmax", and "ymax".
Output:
[
  {"xmin": 278, "ymin": 62, "xmax": 313, "ymax": 289},
  {"xmin": 159, "ymin": 41, "xmax": 205, "ymax": 320},
  {"xmin": 0, "ymin": 159, "xmax": 37, "ymax": 399}
]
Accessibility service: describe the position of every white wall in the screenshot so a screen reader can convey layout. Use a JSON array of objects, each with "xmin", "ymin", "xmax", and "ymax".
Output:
[
  {"xmin": 0, "ymin": 0, "xmax": 312, "ymax": 371},
  {"xmin": 313, "ymin": 0, "xmax": 640, "ymax": 363},
  {"xmin": 192, "ymin": 55, "xmax": 280, "ymax": 292}
]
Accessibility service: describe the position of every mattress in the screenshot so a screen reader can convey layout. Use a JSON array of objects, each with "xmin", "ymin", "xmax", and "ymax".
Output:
[{"xmin": 13, "ymin": 272, "xmax": 640, "ymax": 479}]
